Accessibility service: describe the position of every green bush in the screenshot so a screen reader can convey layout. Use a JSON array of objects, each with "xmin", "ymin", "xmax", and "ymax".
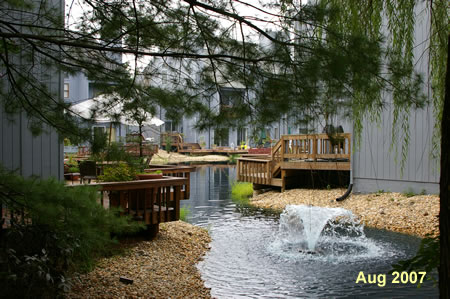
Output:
[
  {"xmin": 90, "ymin": 129, "xmax": 108, "ymax": 156},
  {"xmin": 231, "ymin": 182, "xmax": 253, "ymax": 205},
  {"xmin": 68, "ymin": 166, "xmax": 79, "ymax": 173},
  {"xmin": 103, "ymin": 142, "xmax": 131, "ymax": 162},
  {"xmin": 180, "ymin": 206, "xmax": 190, "ymax": 222},
  {"xmin": 0, "ymin": 167, "xmax": 143, "ymax": 297},
  {"xmin": 165, "ymin": 136, "xmax": 172, "ymax": 152},
  {"xmin": 98, "ymin": 163, "xmax": 137, "ymax": 182},
  {"xmin": 228, "ymin": 154, "xmax": 239, "ymax": 163}
]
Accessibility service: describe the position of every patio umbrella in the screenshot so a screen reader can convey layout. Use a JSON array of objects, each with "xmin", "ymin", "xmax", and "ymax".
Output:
[{"xmin": 70, "ymin": 94, "xmax": 164, "ymax": 127}]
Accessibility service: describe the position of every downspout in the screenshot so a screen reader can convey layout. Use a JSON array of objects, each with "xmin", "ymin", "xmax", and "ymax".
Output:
[{"xmin": 336, "ymin": 120, "xmax": 354, "ymax": 202}]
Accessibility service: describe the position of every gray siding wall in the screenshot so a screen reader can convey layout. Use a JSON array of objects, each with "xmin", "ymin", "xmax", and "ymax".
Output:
[
  {"xmin": 0, "ymin": 106, "xmax": 63, "ymax": 180},
  {"xmin": 65, "ymin": 72, "xmax": 90, "ymax": 104},
  {"xmin": 352, "ymin": 105, "xmax": 439, "ymax": 194},
  {"xmin": 0, "ymin": 0, "xmax": 64, "ymax": 180},
  {"xmin": 352, "ymin": 2, "xmax": 439, "ymax": 194}
]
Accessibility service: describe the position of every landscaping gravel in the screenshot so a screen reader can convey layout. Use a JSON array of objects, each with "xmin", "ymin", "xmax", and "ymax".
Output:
[
  {"xmin": 67, "ymin": 221, "xmax": 211, "ymax": 299},
  {"xmin": 250, "ymin": 188, "xmax": 439, "ymax": 237},
  {"xmin": 151, "ymin": 150, "xmax": 229, "ymax": 164}
]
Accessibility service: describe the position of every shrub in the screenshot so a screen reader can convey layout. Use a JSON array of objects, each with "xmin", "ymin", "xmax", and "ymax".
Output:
[
  {"xmin": 103, "ymin": 142, "xmax": 132, "ymax": 163},
  {"xmin": 165, "ymin": 136, "xmax": 172, "ymax": 152},
  {"xmin": 90, "ymin": 129, "xmax": 108, "ymax": 156},
  {"xmin": 228, "ymin": 154, "xmax": 239, "ymax": 163},
  {"xmin": 98, "ymin": 163, "xmax": 137, "ymax": 182},
  {"xmin": 231, "ymin": 181, "xmax": 253, "ymax": 205},
  {"xmin": 0, "ymin": 167, "xmax": 143, "ymax": 297},
  {"xmin": 180, "ymin": 206, "xmax": 190, "ymax": 222},
  {"xmin": 68, "ymin": 166, "xmax": 79, "ymax": 173},
  {"xmin": 402, "ymin": 187, "xmax": 416, "ymax": 198}
]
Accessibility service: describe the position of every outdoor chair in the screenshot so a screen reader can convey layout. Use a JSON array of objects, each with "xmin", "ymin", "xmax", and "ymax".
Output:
[{"xmin": 79, "ymin": 160, "xmax": 97, "ymax": 184}]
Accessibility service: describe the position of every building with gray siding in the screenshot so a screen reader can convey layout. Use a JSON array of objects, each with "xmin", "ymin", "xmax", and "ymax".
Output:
[
  {"xmin": 352, "ymin": 1, "xmax": 439, "ymax": 194},
  {"xmin": 0, "ymin": 0, "xmax": 64, "ymax": 180}
]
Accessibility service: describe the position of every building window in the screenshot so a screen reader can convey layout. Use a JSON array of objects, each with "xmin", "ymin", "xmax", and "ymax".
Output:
[
  {"xmin": 237, "ymin": 127, "xmax": 247, "ymax": 146},
  {"xmin": 64, "ymin": 83, "xmax": 69, "ymax": 98},
  {"xmin": 214, "ymin": 127, "xmax": 229, "ymax": 147},
  {"xmin": 165, "ymin": 121, "xmax": 173, "ymax": 132}
]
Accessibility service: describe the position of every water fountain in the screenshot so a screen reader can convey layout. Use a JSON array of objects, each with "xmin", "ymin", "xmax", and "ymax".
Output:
[
  {"xmin": 190, "ymin": 168, "xmax": 437, "ymax": 297},
  {"xmin": 273, "ymin": 205, "xmax": 381, "ymax": 260}
]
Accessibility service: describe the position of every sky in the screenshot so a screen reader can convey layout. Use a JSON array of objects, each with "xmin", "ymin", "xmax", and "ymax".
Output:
[{"xmin": 64, "ymin": 0, "xmax": 308, "ymax": 72}]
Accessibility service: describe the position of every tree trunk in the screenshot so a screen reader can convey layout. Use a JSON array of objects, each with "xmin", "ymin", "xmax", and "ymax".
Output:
[{"xmin": 439, "ymin": 33, "xmax": 450, "ymax": 299}]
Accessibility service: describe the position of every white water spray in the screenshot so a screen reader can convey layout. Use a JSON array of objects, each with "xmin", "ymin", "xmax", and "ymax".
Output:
[{"xmin": 272, "ymin": 205, "xmax": 384, "ymax": 260}]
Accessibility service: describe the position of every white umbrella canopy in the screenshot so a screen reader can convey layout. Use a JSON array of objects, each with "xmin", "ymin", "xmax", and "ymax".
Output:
[{"xmin": 70, "ymin": 93, "xmax": 164, "ymax": 127}]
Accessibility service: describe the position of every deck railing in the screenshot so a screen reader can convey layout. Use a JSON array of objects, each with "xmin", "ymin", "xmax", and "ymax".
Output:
[
  {"xmin": 160, "ymin": 133, "xmax": 183, "ymax": 150},
  {"xmin": 237, "ymin": 133, "xmax": 351, "ymax": 186},
  {"xmin": 93, "ymin": 177, "xmax": 187, "ymax": 225},
  {"xmin": 144, "ymin": 165, "xmax": 195, "ymax": 199},
  {"xmin": 236, "ymin": 158, "xmax": 271, "ymax": 185},
  {"xmin": 280, "ymin": 133, "xmax": 351, "ymax": 160}
]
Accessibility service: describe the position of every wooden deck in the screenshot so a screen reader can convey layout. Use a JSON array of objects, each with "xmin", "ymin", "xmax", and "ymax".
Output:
[
  {"xmin": 178, "ymin": 148, "xmax": 249, "ymax": 156},
  {"xmin": 237, "ymin": 133, "xmax": 351, "ymax": 191},
  {"xmin": 144, "ymin": 164, "xmax": 195, "ymax": 199},
  {"xmin": 93, "ymin": 176, "xmax": 188, "ymax": 237},
  {"xmin": 160, "ymin": 132, "xmax": 249, "ymax": 155}
]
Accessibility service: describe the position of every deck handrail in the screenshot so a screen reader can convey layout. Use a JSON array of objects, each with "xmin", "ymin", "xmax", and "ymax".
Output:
[
  {"xmin": 237, "ymin": 133, "xmax": 351, "ymax": 188},
  {"xmin": 236, "ymin": 158, "xmax": 271, "ymax": 185},
  {"xmin": 144, "ymin": 166, "xmax": 194, "ymax": 199},
  {"xmin": 279, "ymin": 133, "xmax": 351, "ymax": 161},
  {"xmin": 87, "ymin": 177, "xmax": 188, "ymax": 225}
]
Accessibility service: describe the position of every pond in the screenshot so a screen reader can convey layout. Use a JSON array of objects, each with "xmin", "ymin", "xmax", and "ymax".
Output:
[{"xmin": 181, "ymin": 165, "xmax": 438, "ymax": 298}]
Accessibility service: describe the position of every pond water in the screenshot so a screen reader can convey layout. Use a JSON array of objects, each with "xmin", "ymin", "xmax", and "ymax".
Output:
[{"xmin": 181, "ymin": 165, "xmax": 438, "ymax": 298}]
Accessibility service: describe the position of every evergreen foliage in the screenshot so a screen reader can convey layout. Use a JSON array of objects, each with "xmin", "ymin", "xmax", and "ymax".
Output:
[
  {"xmin": 2, "ymin": 0, "xmax": 445, "ymax": 145},
  {"xmin": 0, "ymin": 167, "xmax": 143, "ymax": 297},
  {"xmin": 0, "ymin": 0, "xmax": 448, "ymax": 295}
]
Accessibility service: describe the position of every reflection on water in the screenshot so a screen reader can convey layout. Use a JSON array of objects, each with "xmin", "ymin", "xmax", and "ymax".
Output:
[
  {"xmin": 181, "ymin": 165, "xmax": 238, "ymax": 226},
  {"xmin": 182, "ymin": 165, "xmax": 438, "ymax": 298}
]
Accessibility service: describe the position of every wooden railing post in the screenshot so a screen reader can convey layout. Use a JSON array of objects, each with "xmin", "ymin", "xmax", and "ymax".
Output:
[
  {"xmin": 280, "ymin": 135, "xmax": 285, "ymax": 162},
  {"xmin": 312, "ymin": 135, "xmax": 317, "ymax": 161}
]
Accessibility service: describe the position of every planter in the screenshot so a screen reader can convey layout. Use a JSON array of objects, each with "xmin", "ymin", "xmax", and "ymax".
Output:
[
  {"xmin": 137, "ymin": 173, "xmax": 163, "ymax": 180},
  {"xmin": 248, "ymin": 148, "xmax": 272, "ymax": 155}
]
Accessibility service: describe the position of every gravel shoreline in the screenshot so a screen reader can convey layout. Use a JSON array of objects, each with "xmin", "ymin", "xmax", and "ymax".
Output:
[
  {"xmin": 250, "ymin": 188, "xmax": 439, "ymax": 238},
  {"xmin": 67, "ymin": 221, "xmax": 211, "ymax": 299},
  {"xmin": 151, "ymin": 149, "xmax": 230, "ymax": 164}
]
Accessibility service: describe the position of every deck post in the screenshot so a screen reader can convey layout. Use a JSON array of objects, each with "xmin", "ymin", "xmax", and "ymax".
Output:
[
  {"xmin": 145, "ymin": 224, "xmax": 159, "ymax": 240},
  {"xmin": 312, "ymin": 135, "xmax": 317, "ymax": 161}
]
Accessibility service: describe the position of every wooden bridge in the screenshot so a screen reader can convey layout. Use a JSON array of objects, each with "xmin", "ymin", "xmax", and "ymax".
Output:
[{"xmin": 237, "ymin": 133, "xmax": 351, "ymax": 191}]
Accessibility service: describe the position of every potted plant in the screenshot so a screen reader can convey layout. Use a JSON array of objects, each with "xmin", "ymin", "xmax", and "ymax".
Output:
[
  {"xmin": 67, "ymin": 166, "xmax": 80, "ymax": 180},
  {"xmin": 137, "ymin": 170, "xmax": 163, "ymax": 180}
]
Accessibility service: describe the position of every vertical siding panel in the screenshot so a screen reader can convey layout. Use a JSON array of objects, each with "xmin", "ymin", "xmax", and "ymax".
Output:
[
  {"xmin": 41, "ymin": 129, "xmax": 51, "ymax": 178},
  {"xmin": 32, "ymin": 133, "xmax": 42, "ymax": 177},
  {"xmin": 2, "ymin": 112, "xmax": 13, "ymax": 170},
  {"xmin": 21, "ymin": 113, "xmax": 33, "ymax": 178},
  {"xmin": 12, "ymin": 114, "xmax": 21, "ymax": 173}
]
